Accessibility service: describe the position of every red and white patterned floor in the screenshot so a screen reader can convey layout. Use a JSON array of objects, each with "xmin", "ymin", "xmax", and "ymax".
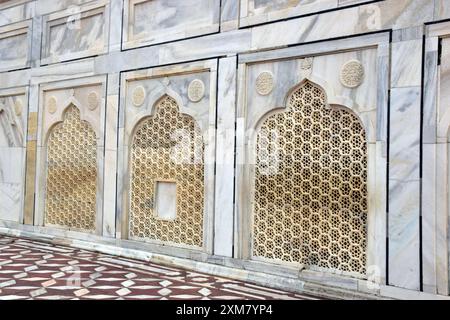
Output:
[{"xmin": 0, "ymin": 235, "xmax": 317, "ymax": 300}]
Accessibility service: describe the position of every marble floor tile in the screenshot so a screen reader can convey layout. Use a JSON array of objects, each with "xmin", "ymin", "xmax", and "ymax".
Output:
[{"xmin": 0, "ymin": 235, "xmax": 319, "ymax": 300}]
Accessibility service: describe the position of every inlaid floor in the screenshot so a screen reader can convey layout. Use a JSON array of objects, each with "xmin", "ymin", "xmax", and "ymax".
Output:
[{"xmin": 0, "ymin": 235, "xmax": 318, "ymax": 300}]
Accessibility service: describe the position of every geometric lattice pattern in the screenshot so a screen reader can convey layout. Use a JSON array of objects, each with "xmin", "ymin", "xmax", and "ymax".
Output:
[
  {"xmin": 0, "ymin": 235, "xmax": 318, "ymax": 300},
  {"xmin": 45, "ymin": 106, "xmax": 97, "ymax": 231},
  {"xmin": 129, "ymin": 96, "xmax": 204, "ymax": 247},
  {"xmin": 253, "ymin": 81, "xmax": 368, "ymax": 275}
]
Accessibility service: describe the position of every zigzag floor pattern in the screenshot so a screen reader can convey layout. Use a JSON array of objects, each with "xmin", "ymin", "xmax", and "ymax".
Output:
[{"xmin": 0, "ymin": 235, "xmax": 318, "ymax": 300}]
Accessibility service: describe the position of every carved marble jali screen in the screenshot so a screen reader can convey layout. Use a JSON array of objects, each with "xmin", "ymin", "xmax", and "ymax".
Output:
[
  {"xmin": 129, "ymin": 96, "xmax": 205, "ymax": 247},
  {"xmin": 45, "ymin": 105, "xmax": 97, "ymax": 231},
  {"xmin": 252, "ymin": 81, "xmax": 368, "ymax": 275}
]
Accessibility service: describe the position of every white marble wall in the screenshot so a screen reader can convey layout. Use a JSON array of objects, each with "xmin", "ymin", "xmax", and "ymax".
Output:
[
  {"xmin": 0, "ymin": 87, "xmax": 27, "ymax": 224},
  {"xmin": 0, "ymin": 20, "xmax": 31, "ymax": 71},
  {"xmin": 0, "ymin": 0, "xmax": 450, "ymax": 299}
]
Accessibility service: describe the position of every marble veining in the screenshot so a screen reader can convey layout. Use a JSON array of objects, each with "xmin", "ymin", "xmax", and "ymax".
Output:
[
  {"xmin": 0, "ymin": 0, "xmax": 449, "ymax": 300},
  {"xmin": 0, "ymin": 89, "xmax": 27, "ymax": 224},
  {"xmin": 124, "ymin": 0, "xmax": 220, "ymax": 49}
]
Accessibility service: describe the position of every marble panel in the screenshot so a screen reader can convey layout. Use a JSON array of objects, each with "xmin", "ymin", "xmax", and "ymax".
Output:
[
  {"xmin": 214, "ymin": 56, "xmax": 237, "ymax": 258},
  {"xmin": 221, "ymin": 0, "xmax": 239, "ymax": 31},
  {"xmin": 241, "ymin": 0, "xmax": 336, "ymax": 27},
  {"xmin": 434, "ymin": 0, "xmax": 450, "ymax": 21},
  {"xmin": 0, "ymin": 87, "xmax": 28, "ymax": 224},
  {"xmin": 388, "ymin": 179, "xmax": 420, "ymax": 290},
  {"xmin": 421, "ymin": 34, "xmax": 439, "ymax": 294},
  {"xmin": 422, "ymin": 38, "xmax": 438, "ymax": 144},
  {"xmin": 422, "ymin": 143, "xmax": 437, "ymax": 293},
  {"xmin": 388, "ymin": 87, "xmax": 421, "ymax": 291},
  {"xmin": 391, "ymin": 39, "xmax": 422, "ymax": 88},
  {"xmin": 0, "ymin": 92, "xmax": 27, "ymax": 147},
  {"xmin": 389, "ymin": 88, "xmax": 421, "ymax": 181},
  {"xmin": 41, "ymin": 1, "xmax": 109, "ymax": 65},
  {"xmin": 250, "ymin": 0, "xmax": 433, "ymax": 50},
  {"xmin": 36, "ymin": 0, "xmax": 94, "ymax": 15},
  {"xmin": 0, "ymin": 183, "xmax": 22, "ymax": 222},
  {"xmin": 422, "ymin": 29, "xmax": 450, "ymax": 296},
  {"xmin": 0, "ymin": 0, "xmax": 33, "ymax": 27},
  {"xmin": 123, "ymin": 0, "xmax": 220, "ymax": 50},
  {"xmin": 0, "ymin": 147, "xmax": 24, "ymax": 184},
  {"xmin": 0, "ymin": 20, "xmax": 31, "ymax": 72}
]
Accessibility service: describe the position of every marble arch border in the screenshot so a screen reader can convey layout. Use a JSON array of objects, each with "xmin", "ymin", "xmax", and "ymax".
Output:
[
  {"xmin": 117, "ymin": 59, "xmax": 218, "ymax": 255},
  {"xmin": 235, "ymin": 32, "xmax": 390, "ymax": 286},
  {"xmin": 34, "ymin": 75, "xmax": 108, "ymax": 236}
]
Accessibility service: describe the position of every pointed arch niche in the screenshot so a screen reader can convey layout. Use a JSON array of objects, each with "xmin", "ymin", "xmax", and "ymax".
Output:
[
  {"xmin": 236, "ymin": 42, "xmax": 388, "ymax": 283},
  {"xmin": 35, "ymin": 78, "xmax": 106, "ymax": 234},
  {"xmin": 119, "ymin": 61, "xmax": 217, "ymax": 254}
]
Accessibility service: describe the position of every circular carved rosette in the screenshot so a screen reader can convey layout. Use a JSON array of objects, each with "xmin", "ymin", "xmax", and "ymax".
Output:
[
  {"xmin": 340, "ymin": 60, "xmax": 365, "ymax": 88},
  {"xmin": 87, "ymin": 92, "xmax": 99, "ymax": 111},
  {"xmin": 132, "ymin": 86, "xmax": 146, "ymax": 107},
  {"xmin": 300, "ymin": 58, "xmax": 313, "ymax": 78},
  {"xmin": 14, "ymin": 98, "xmax": 23, "ymax": 116},
  {"xmin": 188, "ymin": 79, "xmax": 205, "ymax": 103},
  {"xmin": 255, "ymin": 71, "xmax": 274, "ymax": 96},
  {"xmin": 48, "ymin": 96, "xmax": 57, "ymax": 114}
]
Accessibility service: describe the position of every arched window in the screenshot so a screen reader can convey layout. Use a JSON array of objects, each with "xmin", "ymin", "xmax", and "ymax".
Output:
[
  {"xmin": 253, "ymin": 81, "xmax": 368, "ymax": 275},
  {"xmin": 129, "ymin": 95, "xmax": 205, "ymax": 247},
  {"xmin": 45, "ymin": 105, "xmax": 97, "ymax": 231}
]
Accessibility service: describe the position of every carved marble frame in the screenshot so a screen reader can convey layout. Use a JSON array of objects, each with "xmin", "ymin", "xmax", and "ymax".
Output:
[
  {"xmin": 0, "ymin": 19, "xmax": 32, "ymax": 72},
  {"xmin": 122, "ymin": 0, "xmax": 221, "ymax": 50},
  {"xmin": 34, "ymin": 75, "xmax": 108, "ymax": 235},
  {"xmin": 40, "ymin": 0, "xmax": 110, "ymax": 65},
  {"xmin": 235, "ymin": 33, "xmax": 390, "ymax": 283},
  {"xmin": 0, "ymin": 86, "xmax": 29, "ymax": 224},
  {"xmin": 118, "ymin": 59, "xmax": 218, "ymax": 255}
]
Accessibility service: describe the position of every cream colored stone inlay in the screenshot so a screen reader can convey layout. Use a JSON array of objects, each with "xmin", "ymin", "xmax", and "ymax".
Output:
[
  {"xmin": 14, "ymin": 98, "xmax": 23, "ymax": 116},
  {"xmin": 340, "ymin": 60, "xmax": 365, "ymax": 88},
  {"xmin": 45, "ymin": 106, "xmax": 97, "ymax": 231},
  {"xmin": 87, "ymin": 91, "xmax": 99, "ymax": 111},
  {"xmin": 253, "ymin": 81, "xmax": 368, "ymax": 275},
  {"xmin": 129, "ymin": 95, "xmax": 205, "ymax": 247},
  {"xmin": 188, "ymin": 79, "xmax": 205, "ymax": 103},
  {"xmin": 255, "ymin": 71, "xmax": 274, "ymax": 96},
  {"xmin": 47, "ymin": 96, "xmax": 57, "ymax": 114},
  {"xmin": 132, "ymin": 86, "xmax": 146, "ymax": 107}
]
